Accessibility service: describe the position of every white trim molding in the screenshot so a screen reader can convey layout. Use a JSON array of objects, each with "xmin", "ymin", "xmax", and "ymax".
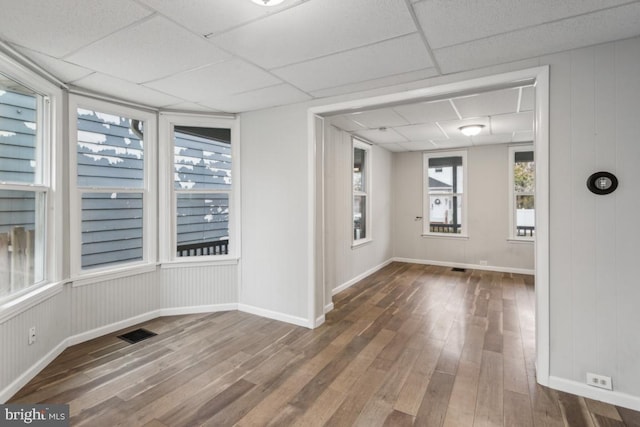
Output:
[
  {"xmin": 332, "ymin": 259, "xmax": 393, "ymax": 296},
  {"xmin": 392, "ymin": 257, "xmax": 535, "ymax": 276},
  {"xmin": 549, "ymin": 376, "xmax": 640, "ymax": 412},
  {"xmin": 238, "ymin": 303, "xmax": 313, "ymax": 329}
]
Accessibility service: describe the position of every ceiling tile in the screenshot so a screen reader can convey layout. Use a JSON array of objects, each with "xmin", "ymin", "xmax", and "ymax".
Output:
[
  {"xmin": 329, "ymin": 116, "xmax": 367, "ymax": 132},
  {"xmin": 397, "ymin": 140, "xmax": 439, "ymax": 151},
  {"xmin": 144, "ymin": 59, "xmax": 282, "ymax": 102},
  {"xmin": 377, "ymin": 143, "xmax": 407, "ymax": 152},
  {"xmin": 491, "ymin": 112, "xmax": 533, "ymax": 134},
  {"xmin": 471, "ymin": 134, "xmax": 513, "ymax": 145},
  {"xmin": 435, "ymin": 117, "xmax": 490, "ymax": 140},
  {"xmin": 138, "ymin": 0, "xmax": 298, "ymax": 37},
  {"xmin": 15, "ymin": 47, "xmax": 94, "ymax": 83},
  {"xmin": 200, "ymin": 84, "xmax": 311, "ymax": 113},
  {"xmin": 433, "ymin": 3, "xmax": 640, "ymax": 73},
  {"xmin": 0, "ymin": 0, "xmax": 152, "ymax": 57},
  {"xmin": 353, "ymin": 128, "xmax": 407, "ymax": 144},
  {"xmin": 349, "ymin": 108, "xmax": 410, "ymax": 129},
  {"xmin": 65, "ymin": 16, "xmax": 230, "ymax": 84},
  {"xmin": 519, "ymin": 86, "xmax": 535, "ymax": 112},
  {"xmin": 413, "ymin": 0, "xmax": 632, "ymax": 49},
  {"xmin": 453, "ymin": 88, "xmax": 519, "ymax": 119},
  {"xmin": 309, "ymin": 68, "xmax": 438, "ymax": 99},
  {"xmin": 71, "ymin": 73, "xmax": 183, "ymax": 107},
  {"xmin": 161, "ymin": 102, "xmax": 223, "ymax": 113},
  {"xmin": 432, "ymin": 139, "xmax": 472, "ymax": 149},
  {"xmin": 271, "ymin": 34, "xmax": 432, "ymax": 92},
  {"xmin": 393, "ymin": 99, "xmax": 459, "ymax": 124},
  {"xmin": 210, "ymin": 0, "xmax": 416, "ymax": 69},
  {"xmin": 394, "ymin": 123, "xmax": 446, "ymax": 141}
]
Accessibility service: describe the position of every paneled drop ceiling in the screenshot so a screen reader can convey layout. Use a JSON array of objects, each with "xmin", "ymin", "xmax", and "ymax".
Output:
[
  {"xmin": 329, "ymin": 85, "xmax": 534, "ymax": 152},
  {"xmin": 1, "ymin": 0, "xmax": 639, "ymax": 113}
]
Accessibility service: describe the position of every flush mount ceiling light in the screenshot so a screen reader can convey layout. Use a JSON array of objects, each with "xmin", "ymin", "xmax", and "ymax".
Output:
[
  {"xmin": 251, "ymin": 0, "xmax": 285, "ymax": 6},
  {"xmin": 458, "ymin": 124, "xmax": 485, "ymax": 137}
]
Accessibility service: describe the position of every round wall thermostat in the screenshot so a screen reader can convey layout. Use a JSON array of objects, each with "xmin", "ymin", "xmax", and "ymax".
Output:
[{"xmin": 587, "ymin": 172, "xmax": 618, "ymax": 195}]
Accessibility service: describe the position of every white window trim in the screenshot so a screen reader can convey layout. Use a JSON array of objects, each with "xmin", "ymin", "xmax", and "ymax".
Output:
[
  {"xmin": 422, "ymin": 149, "xmax": 468, "ymax": 238},
  {"xmin": 159, "ymin": 113, "xmax": 240, "ymax": 263},
  {"xmin": 0, "ymin": 52, "xmax": 63, "ymax": 304},
  {"xmin": 508, "ymin": 144, "xmax": 535, "ymax": 242},
  {"xmin": 352, "ymin": 138, "xmax": 372, "ymax": 247},
  {"xmin": 68, "ymin": 95, "xmax": 158, "ymax": 279}
]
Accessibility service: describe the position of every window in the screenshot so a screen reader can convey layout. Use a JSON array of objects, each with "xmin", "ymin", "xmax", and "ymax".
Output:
[
  {"xmin": 160, "ymin": 115, "xmax": 238, "ymax": 261},
  {"xmin": 509, "ymin": 145, "xmax": 535, "ymax": 240},
  {"xmin": 423, "ymin": 151, "xmax": 467, "ymax": 236},
  {"xmin": 352, "ymin": 139, "xmax": 371, "ymax": 244},
  {"xmin": 70, "ymin": 96, "xmax": 156, "ymax": 273},
  {"xmin": 0, "ymin": 75, "xmax": 48, "ymax": 298}
]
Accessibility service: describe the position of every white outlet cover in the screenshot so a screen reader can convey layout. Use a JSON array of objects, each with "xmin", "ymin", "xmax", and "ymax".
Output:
[{"xmin": 586, "ymin": 372, "xmax": 612, "ymax": 390}]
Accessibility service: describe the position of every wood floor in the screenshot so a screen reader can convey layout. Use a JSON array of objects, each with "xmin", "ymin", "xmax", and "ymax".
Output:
[{"xmin": 10, "ymin": 262, "xmax": 640, "ymax": 426}]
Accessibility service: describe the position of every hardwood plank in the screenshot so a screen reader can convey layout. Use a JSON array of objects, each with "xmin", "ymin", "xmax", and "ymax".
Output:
[
  {"xmin": 617, "ymin": 406, "xmax": 640, "ymax": 426},
  {"xmin": 504, "ymin": 390, "xmax": 534, "ymax": 427},
  {"xmin": 474, "ymin": 350, "xmax": 504, "ymax": 427},
  {"xmin": 383, "ymin": 409, "xmax": 414, "ymax": 427},
  {"xmin": 414, "ymin": 370, "xmax": 456, "ymax": 427},
  {"xmin": 9, "ymin": 263, "xmax": 640, "ymax": 427},
  {"xmin": 442, "ymin": 360, "xmax": 481, "ymax": 427}
]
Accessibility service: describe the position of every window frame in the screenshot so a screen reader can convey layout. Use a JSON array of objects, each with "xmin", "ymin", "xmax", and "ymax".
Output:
[
  {"xmin": 508, "ymin": 144, "xmax": 535, "ymax": 242},
  {"xmin": 0, "ymin": 52, "xmax": 62, "ymax": 303},
  {"xmin": 159, "ymin": 113, "xmax": 240, "ymax": 265},
  {"xmin": 68, "ymin": 95, "xmax": 157, "ymax": 280},
  {"xmin": 423, "ymin": 150, "xmax": 468, "ymax": 238},
  {"xmin": 352, "ymin": 138, "xmax": 371, "ymax": 247}
]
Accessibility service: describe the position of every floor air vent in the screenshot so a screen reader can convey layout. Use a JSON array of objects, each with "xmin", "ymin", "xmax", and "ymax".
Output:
[
  {"xmin": 118, "ymin": 328, "xmax": 157, "ymax": 344},
  {"xmin": 451, "ymin": 267, "xmax": 466, "ymax": 272}
]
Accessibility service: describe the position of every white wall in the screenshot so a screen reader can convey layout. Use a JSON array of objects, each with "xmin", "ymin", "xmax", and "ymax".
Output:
[
  {"xmin": 239, "ymin": 105, "xmax": 311, "ymax": 325},
  {"xmin": 545, "ymin": 38, "xmax": 640, "ymax": 402},
  {"xmin": 324, "ymin": 125, "xmax": 393, "ymax": 296},
  {"xmin": 392, "ymin": 144, "xmax": 534, "ymax": 272}
]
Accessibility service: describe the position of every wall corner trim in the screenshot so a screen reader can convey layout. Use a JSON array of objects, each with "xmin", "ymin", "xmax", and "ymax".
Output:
[
  {"xmin": 238, "ymin": 303, "xmax": 313, "ymax": 329},
  {"xmin": 391, "ymin": 257, "xmax": 534, "ymax": 275},
  {"xmin": 332, "ymin": 259, "xmax": 393, "ymax": 296}
]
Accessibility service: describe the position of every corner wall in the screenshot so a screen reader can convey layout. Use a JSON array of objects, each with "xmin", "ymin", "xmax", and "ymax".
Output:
[{"xmin": 323, "ymin": 125, "xmax": 393, "ymax": 296}]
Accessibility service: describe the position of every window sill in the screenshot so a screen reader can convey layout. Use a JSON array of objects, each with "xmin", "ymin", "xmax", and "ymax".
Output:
[
  {"xmin": 161, "ymin": 257, "xmax": 239, "ymax": 269},
  {"xmin": 351, "ymin": 238, "xmax": 373, "ymax": 249},
  {"xmin": 0, "ymin": 281, "xmax": 66, "ymax": 324},
  {"xmin": 507, "ymin": 238, "xmax": 535, "ymax": 244},
  {"xmin": 71, "ymin": 263, "xmax": 157, "ymax": 288},
  {"xmin": 421, "ymin": 233, "xmax": 469, "ymax": 240}
]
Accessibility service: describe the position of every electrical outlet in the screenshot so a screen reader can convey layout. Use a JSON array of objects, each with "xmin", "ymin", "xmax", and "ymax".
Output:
[
  {"xmin": 28, "ymin": 326, "xmax": 36, "ymax": 345},
  {"xmin": 586, "ymin": 372, "xmax": 612, "ymax": 390}
]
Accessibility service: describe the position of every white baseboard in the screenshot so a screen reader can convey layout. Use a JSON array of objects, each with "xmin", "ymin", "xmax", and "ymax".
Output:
[
  {"xmin": 332, "ymin": 259, "xmax": 393, "ymax": 296},
  {"xmin": 392, "ymin": 257, "xmax": 534, "ymax": 275},
  {"xmin": 548, "ymin": 375, "xmax": 640, "ymax": 412},
  {"xmin": 159, "ymin": 303, "xmax": 237, "ymax": 317},
  {"xmin": 324, "ymin": 302, "xmax": 334, "ymax": 314},
  {"xmin": 238, "ymin": 303, "xmax": 313, "ymax": 329},
  {"xmin": 0, "ymin": 339, "xmax": 67, "ymax": 403},
  {"xmin": 67, "ymin": 310, "xmax": 162, "ymax": 347},
  {"xmin": 315, "ymin": 314, "xmax": 325, "ymax": 328}
]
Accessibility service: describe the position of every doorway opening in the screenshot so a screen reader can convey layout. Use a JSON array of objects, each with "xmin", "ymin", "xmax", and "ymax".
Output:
[{"xmin": 309, "ymin": 66, "xmax": 550, "ymax": 386}]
